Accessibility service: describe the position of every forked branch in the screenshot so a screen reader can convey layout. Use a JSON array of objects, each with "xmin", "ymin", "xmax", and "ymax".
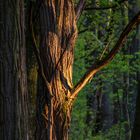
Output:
[{"xmin": 71, "ymin": 11, "xmax": 140, "ymax": 99}]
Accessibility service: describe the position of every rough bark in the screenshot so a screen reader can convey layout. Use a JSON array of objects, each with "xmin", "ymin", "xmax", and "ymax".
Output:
[
  {"xmin": 30, "ymin": 0, "xmax": 140, "ymax": 139},
  {"xmin": 26, "ymin": 36, "xmax": 38, "ymax": 139},
  {"xmin": 31, "ymin": 1, "xmax": 77, "ymax": 140},
  {"xmin": 0, "ymin": 0, "xmax": 29, "ymax": 140}
]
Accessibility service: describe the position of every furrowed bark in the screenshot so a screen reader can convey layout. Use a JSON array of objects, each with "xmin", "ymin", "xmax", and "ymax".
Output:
[
  {"xmin": 30, "ymin": 0, "xmax": 140, "ymax": 139},
  {"xmin": 0, "ymin": 0, "xmax": 29, "ymax": 140},
  {"xmin": 31, "ymin": 0, "xmax": 77, "ymax": 140}
]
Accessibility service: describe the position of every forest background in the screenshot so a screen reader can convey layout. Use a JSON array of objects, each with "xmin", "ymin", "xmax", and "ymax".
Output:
[{"xmin": 70, "ymin": 0, "xmax": 140, "ymax": 139}]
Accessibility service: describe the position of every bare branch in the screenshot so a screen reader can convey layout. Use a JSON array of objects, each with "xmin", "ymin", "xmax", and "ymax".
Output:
[
  {"xmin": 99, "ymin": 38, "xmax": 113, "ymax": 60},
  {"xmin": 84, "ymin": 0, "xmax": 127, "ymax": 11},
  {"xmin": 75, "ymin": 0, "xmax": 127, "ymax": 21},
  {"xmin": 75, "ymin": 0, "xmax": 86, "ymax": 21},
  {"xmin": 70, "ymin": 11, "xmax": 140, "ymax": 99},
  {"xmin": 78, "ymin": 28, "xmax": 89, "ymax": 34}
]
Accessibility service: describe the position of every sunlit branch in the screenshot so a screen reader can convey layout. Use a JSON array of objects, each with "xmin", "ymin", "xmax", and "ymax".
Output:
[
  {"xmin": 70, "ymin": 11, "xmax": 140, "ymax": 99},
  {"xmin": 99, "ymin": 39, "xmax": 112, "ymax": 60}
]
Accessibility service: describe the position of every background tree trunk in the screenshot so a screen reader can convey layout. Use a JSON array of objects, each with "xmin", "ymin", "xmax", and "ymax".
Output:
[
  {"xmin": 130, "ymin": 0, "xmax": 140, "ymax": 139},
  {"xmin": 0, "ymin": 0, "xmax": 29, "ymax": 140},
  {"xmin": 131, "ymin": 37, "xmax": 140, "ymax": 139},
  {"xmin": 131, "ymin": 73, "xmax": 140, "ymax": 140}
]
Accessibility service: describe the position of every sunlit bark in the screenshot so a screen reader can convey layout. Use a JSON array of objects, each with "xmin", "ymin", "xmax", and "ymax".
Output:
[
  {"xmin": 31, "ymin": 0, "xmax": 77, "ymax": 139},
  {"xmin": 30, "ymin": 0, "xmax": 140, "ymax": 139}
]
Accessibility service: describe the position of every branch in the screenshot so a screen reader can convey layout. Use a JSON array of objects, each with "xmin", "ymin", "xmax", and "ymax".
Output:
[
  {"xmin": 70, "ymin": 11, "xmax": 140, "ymax": 99},
  {"xmin": 84, "ymin": 0, "xmax": 127, "ymax": 11},
  {"xmin": 78, "ymin": 28, "xmax": 89, "ymax": 34},
  {"xmin": 75, "ymin": 0, "xmax": 126, "ymax": 21},
  {"xmin": 75, "ymin": 0, "xmax": 86, "ymax": 21}
]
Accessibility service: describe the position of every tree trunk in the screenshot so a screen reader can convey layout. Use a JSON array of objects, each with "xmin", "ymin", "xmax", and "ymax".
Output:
[
  {"xmin": 112, "ymin": 83, "xmax": 121, "ymax": 125},
  {"xmin": 131, "ymin": 73, "xmax": 140, "ymax": 140},
  {"xmin": 26, "ymin": 3, "xmax": 38, "ymax": 138},
  {"xmin": 121, "ymin": 4, "xmax": 131, "ymax": 140},
  {"xmin": 29, "ymin": 0, "xmax": 140, "ymax": 139},
  {"xmin": 94, "ymin": 80, "xmax": 103, "ymax": 134},
  {"xmin": 0, "ymin": 0, "xmax": 29, "ymax": 140},
  {"xmin": 128, "ymin": 0, "xmax": 140, "ymax": 139},
  {"xmin": 123, "ymin": 73, "xmax": 131, "ymax": 140},
  {"xmin": 31, "ymin": 1, "xmax": 77, "ymax": 140}
]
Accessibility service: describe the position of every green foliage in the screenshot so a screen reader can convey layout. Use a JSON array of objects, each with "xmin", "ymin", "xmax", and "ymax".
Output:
[
  {"xmin": 70, "ymin": 35, "xmax": 88, "ymax": 140},
  {"xmin": 70, "ymin": 0, "xmax": 140, "ymax": 139}
]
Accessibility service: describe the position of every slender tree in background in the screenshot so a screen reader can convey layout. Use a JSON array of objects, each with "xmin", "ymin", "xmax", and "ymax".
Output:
[
  {"xmin": 0, "ymin": 0, "xmax": 29, "ymax": 140},
  {"xmin": 120, "ymin": 4, "xmax": 131, "ymax": 140},
  {"xmin": 85, "ymin": 0, "xmax": 114, "ymax": 134},
  {"xmin": 130, "ymin": 0, "xmax": 140, "ymax": 140},
  {"xmin": 131, "ymin": 75, "xmax": 140, "ymax": 140},
  {"xmin": 30, "ymin": 0, "xmax": 140, "ymax": 140}
]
